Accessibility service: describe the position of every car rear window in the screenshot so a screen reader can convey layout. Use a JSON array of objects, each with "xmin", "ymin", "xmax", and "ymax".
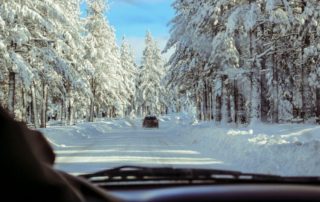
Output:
[{"xmin": 145, "ymin": 116, "xmax": 157, "ymax": 120}]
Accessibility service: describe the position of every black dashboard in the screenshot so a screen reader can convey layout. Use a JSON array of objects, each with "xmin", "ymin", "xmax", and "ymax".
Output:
[{"xmin": 103, "ymin": 184, "xmax": 320, "ymax": 202}]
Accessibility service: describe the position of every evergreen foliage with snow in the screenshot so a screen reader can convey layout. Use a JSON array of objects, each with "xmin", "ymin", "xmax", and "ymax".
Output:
[
  {"xmin": 120, "ymin": 37, "xmax": 138, "ymax": 116},
  {"xmin": 2, "ymin": 0, "xmax": 319, "ymax": 127},
  {"xmin": 0, "ymin": 0, "xmax": 144, "ymax": 127},
  {"xmin": 165, "ymin": 0, "xmax": 320, "ymax": 124},
  {"xmin": 136, "ymin": 32, "xmax": 168, "ymax": 116}
]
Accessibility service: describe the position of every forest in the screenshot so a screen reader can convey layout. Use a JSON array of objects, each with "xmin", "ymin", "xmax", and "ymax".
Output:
[
  {"xmin": 1, "ymin": 0, "xmax": 320, "ymax": 128},
  {"xmin": 164, "ymin": 0, "xmax": 320, "ymax": 124},
  {"xmin": 0, "ymin": 0, "xmax": 167, "ymax": 128}
]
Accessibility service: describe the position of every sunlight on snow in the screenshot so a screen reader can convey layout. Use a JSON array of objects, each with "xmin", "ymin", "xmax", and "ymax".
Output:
[
  {"xmin": 248, "ymin": 135, "xmax": 289, "ymax": 145},
  {"xmin": 227, "ymin": 129, "xmax": 253, "ymax": 136},
  {"xmin": 56, "ymin": 149, "xmax": 200, "ymax": 155},
  {"xmin": 280, "ymin": 128, "xmax": 317, "ymax": 138},
  {"xmin": 55, "ymin": 149, "xmax": 217, "ymax": 166},
  {"xmin": 56, "ymin": 156, "xmax": 223, "ymax": 165}
]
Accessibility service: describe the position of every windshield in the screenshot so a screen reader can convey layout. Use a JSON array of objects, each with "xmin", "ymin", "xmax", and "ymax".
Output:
[{"xmin": 1, "ymin": 0, "xmax": 320, "ymax": 178}]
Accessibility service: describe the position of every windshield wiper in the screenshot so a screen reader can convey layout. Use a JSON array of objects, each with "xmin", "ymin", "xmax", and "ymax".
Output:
[{"xmin": 79, "ymin": 166, "xmax": 320, "ymax": 186}]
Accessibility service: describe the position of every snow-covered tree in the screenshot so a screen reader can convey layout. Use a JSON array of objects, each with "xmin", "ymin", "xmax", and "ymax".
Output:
[
  {"xmin": 136, "ymin": 32, "xmax": 167, "ymax": 116},
  {"xmin": 165, "ymin": 0, "xmax": 320, "ymax": 124},
  {"xmin": 0, "ymin": 0, "xmax": 90, "ymax": 127},
  {"xmin": 84, "ymin": 0, "xmax": 128, "ymax": 120},
  {"xmin": 0, "ymin": 0, "xmax": 152, "ymax": 127},
  {"xmin": 120, "ymin": 37, "xmax": 137, "ymax": 116}
]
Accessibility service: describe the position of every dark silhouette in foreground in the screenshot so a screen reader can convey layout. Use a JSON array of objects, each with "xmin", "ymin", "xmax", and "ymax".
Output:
[{"xmin": 0, "ymin": 107, "xmax": 116, "ymax": 202}]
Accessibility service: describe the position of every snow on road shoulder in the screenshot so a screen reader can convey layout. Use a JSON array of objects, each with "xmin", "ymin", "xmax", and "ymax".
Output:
[
  {"xmin": 182, "ymin": 122, "xmax": 320, "ymax": 176},
  {"xmin": 40, "ymin": 113, "xmax": 320, "ymax": 176},
  {"xmin": 39, "ymin": 118, "xmax": 137, "ymax": 148}
]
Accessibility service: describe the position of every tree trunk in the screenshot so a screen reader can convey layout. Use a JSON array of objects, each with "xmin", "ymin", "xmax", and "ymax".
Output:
[
  {"xmin": 21, "ymin": 88, "xmax": 28, "ymax": 123},
  {"xmin": 96, "ymin": 104, "xmax": 100, "ymax": 118},
  {"xmin": 221, "ymin": 75, "xmax": 228, "ymax": 124},
  {"xmin": 7, "ymin": 72, "xmax": 16, "ymax": 117},
  {"xmin": 215, "ymin": 76, "xmax": 223, "ymax": 122},
  {"xmin": 110, "ymin": 106, "xmax": 113, "ymax": 118},
  {"xmin": 112, "ymin": 106, "xmax": 116, "ymax": 118},
  {"xmin": 89, "ymin": 98, "xmax": 95, "ymax": 122},
  {"xmin": 196, "ymin": 92, "xmax": 202, "ymax": 120},
  {"xmin": 27, "ymin": 103, "xmax": 32, "ymax": 124},
  {"xmin": 272, "ymin": 57, "xmax": 279, "ymax": 123},
  {"xmin": 67, "ymin": 89, "xmax": 74, "ymax": 125},
  {"xmin": 211, "ymin": 86, "xmax": 215, "ymax": 121},
  {"xmin": 271, "ymin": 29, "xmax": 279, "ymax": 123},
  {"xmin": 203, "ymin": 81, "xmax": 208, "ymax": 120},
  {"xmin": 40, "ymin": 82, "xmax": 48, "ymax": 128},
  {"xmin": 61, "ymin": 99, "xmax": 65, "ymax": 123},
  {"xmin": 260, "ymin": 59, "xmax": 269, "ymax": 122},
  {"xmin": 250, "ymin": 72, "xmax": 260, "ymax": 124},
  {"xmin": 229, "ymin": 83, "xmax": 235, "ymax": 123},
  {"xmin": 206, "ymin": 82, "xmax": 211, "ymax": 120},
  {"xmin": 226, "ymin": 91, "xmax": 231, "ymax": 123},
  {"xmin": 31, "ymin": 84, "xmax": 39, "ymax": 128},
  {"xmin": 233, "ymin": 79, "xmax": 238, "ymax": 124},
  {"xmin": 316, "ymin": 88, "xmax": 320, "ymax": 123},
  {"xmin": 249, "ymin": 30, "xmax": 260, "ymax": 125},
  {"xmin": 208, "ymin": 85, "xmax": 213, "ymax": 120},
  {"xmin": 300, "ymin": 46, "xmax": 306, "ymax": 121},
  {"xmin": 89, "ymin": 78, "xmax": 95, "ymax": 122}
]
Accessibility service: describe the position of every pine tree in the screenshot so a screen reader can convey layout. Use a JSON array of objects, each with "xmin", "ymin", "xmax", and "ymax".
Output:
[
  {"xmin": 84, "ymin": 0, "xmax": 125, "ymax": 120},
  {"xmin": 0, "ymin": 0, "xmax": 89, "ymax": 127},
  {"xmin": 120, "ymin": 37, "xmax": 137, "ymax": 116},
  {"xmin": 137, "ymin": 32, "xmax": 167, "ymax": 116},
  {"xmin": 165, "ymin": 0, "xmax": 320, "ymax": 124}
]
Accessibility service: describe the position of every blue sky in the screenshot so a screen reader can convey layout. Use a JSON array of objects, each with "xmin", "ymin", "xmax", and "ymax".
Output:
[
  {"xmin": 81, "ymin": 0, "xmax": 174, "ymax": 63},
  {"xmin": 108, "ymin": 0, "xmax": 174, "ymax": 39}
]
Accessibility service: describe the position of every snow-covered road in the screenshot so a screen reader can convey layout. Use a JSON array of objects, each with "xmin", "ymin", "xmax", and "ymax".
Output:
[
  {"xmin": 40, "ymin": 114, "xmax": 320, "ymax": 176},
  {"xmin": 42, "ymin": 116, "xmax": 223, "ymax": 175}
]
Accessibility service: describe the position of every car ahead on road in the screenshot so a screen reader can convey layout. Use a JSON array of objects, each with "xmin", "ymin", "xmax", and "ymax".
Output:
[{"xmin": 143, "ymin": 115, "xmax": 159, "ymax": 128}]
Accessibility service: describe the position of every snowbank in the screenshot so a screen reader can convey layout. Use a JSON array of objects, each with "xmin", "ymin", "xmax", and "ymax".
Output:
[
  {"xmin": 40, "ymin": 113, "xmax": 320, "ymax": 176},
  {"xmin": 182, "ymin": 121, "xmax": 320, "ymax": 176},
  {"xmin": 40, "ymin": 118, "xmax": 137, "ymax": 148}
]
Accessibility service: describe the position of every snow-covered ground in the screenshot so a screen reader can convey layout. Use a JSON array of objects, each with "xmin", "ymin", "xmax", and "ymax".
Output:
[{"xmin": 40, "ymin": 113, "xmax": 320, "ymax": 176}]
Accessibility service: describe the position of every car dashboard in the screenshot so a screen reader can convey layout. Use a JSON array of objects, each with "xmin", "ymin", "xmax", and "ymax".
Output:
[
  {"xmin": 79, "ymin": 166, "xmax": 320, "ymax": 202},
  {"xmin": 102, "ymin": 183, "xmax": 320, "ymax": 202}
]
